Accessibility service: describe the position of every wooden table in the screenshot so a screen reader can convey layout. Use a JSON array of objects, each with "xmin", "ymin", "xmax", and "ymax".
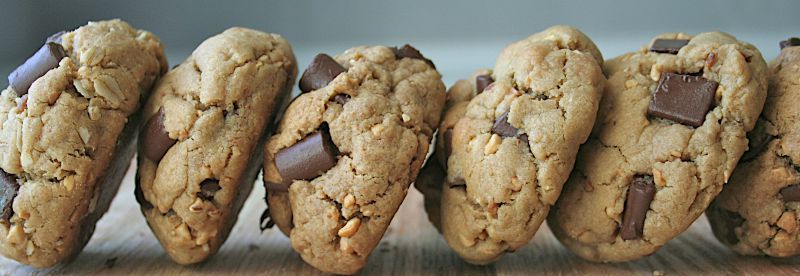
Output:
[{"xmin": 2, "ymin": 164, "xmax": 799, "ymax": 275}]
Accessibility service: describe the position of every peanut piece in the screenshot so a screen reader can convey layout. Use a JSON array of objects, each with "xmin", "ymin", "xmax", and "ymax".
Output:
[{"xmin": 338, "ymin": 217, "xmax": 361, "ymax": 238}]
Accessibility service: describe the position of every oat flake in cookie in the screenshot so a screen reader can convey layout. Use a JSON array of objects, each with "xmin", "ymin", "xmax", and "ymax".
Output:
[
  {"xmin": 262, "ymin": 45, "xmax": 445, "ymax": 274},
  {"xmin": 0, "ymin": 19, "xmax": 167, "ymax": 267},
  {"xmin": 547, "ymin": 31, "xmax": 768, "ymax": 262},
  {"xmin": 416, "ymin": 26, "xmax": 605, "ymax": 265},
  {"xmin": 135, "ymin": 27, "xmax": 296, "ymax": 264},
  {"xmin": 707, "ymin": 38, "xmax": 800, "ymax": 257}
]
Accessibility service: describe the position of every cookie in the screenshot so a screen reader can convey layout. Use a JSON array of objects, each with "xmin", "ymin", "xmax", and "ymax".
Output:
[
  {"xmin": 414, "ymin": 68, "xmax": 492, "ymax": 232},
  {"xmin": 135, "ymin": 27, "xmax": 296, "ymax": 264},
  {"xmin": 707, "ymin": 38, "xmax": 800, "ymax": 257},
  {"xmin": 0, "ymin": 19, "xmax": 167, "ymax": 267},
  {"xmin": 262, "ymin": 45, "xmax": 445, "ymax": 274},
  {"xmin": 548, "ymin": 32, "xmax": 768, "ymax": 262},
  {"xmin": 417, "ymin": 26, "xmax": 605, "ymax": 265}
]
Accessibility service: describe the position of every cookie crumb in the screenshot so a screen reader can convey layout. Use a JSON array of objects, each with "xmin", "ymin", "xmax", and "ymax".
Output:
[
  {"xmin": 653, "ymin": 270, "xmax": 665, "ymax": 276},
  {"xmin": 401, "ymin": 113, "xmax": 411, "ymax": 122}
]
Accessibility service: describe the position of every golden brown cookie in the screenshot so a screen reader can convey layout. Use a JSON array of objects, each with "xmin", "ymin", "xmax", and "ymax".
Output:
[
  {"xmin": 548, "ymin": 31, "xmax": 768, "ymax": 262},
  {"xmin": 0, "ymin": 19, "xmax": 167, "ymax": 267},
  {"xmin": 707, "ymin": 38, "xmax": 800, "ymax": 257},
  {"xmin": 424, "ymin": 26, "xmax": 605, "ymax": 265},
  {"xmin": 262, "ymin": 45, "xmax": 445, "ymax": 274},
  {"xmin": 135, "ymin": 27, "xmax": 296, "ymax": 264}
]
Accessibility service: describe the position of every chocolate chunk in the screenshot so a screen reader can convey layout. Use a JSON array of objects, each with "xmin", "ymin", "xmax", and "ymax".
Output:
[
  {"xmin": 443, "ymin": 128, "xmax": 453, "ymax": 157},
  {"xmin": 299, "ymin": 54, "xmax": 346, "ymax": 93},
  {"xmin": 8, "ymin": 42, "xmax": 67, "ymax": 96},
  {"xmin": 519, "ymin": 133, "xmax": 529, "ymax": 146},
  {"xmin": 647, "ymin": 73, "xmax": 718, "ymax": 127},
  {"xmin": 393, "ymin": 44, "xmax": 435, "ymax": 68},
  {"xmin": 621, "ymin": 175, "xmax": 656, "ymax": 240},
  {"xmin": 491, "ymin": 112, "xmax": 518, "ymax": 137},
  {"xmin": 332, "ymin": 94, "xmax": 350, "ymax": 105},
  {"xmin": 650, "ymin": 39, "xmax": 690, "ymax": 54},
  {"xmin": 0, "ymin": 169, "xmax": 19, "ymax": 221},
  {"xmin": 475, "ymin": 75, "xmax": 494, "ymax": 94},
  {"xmin": 780, "ymin": 184, "xmax": 800, "ymax": 202},
  {"xmin": 780, "ymin": 37, "xmax": 800, "ymax": 50},
  {"xmin": 275, "ymin": 126, "xmax": 340, "ymax": 182},
  {"xmin": 47, "ymin": 31, "xmax": 66, "ymax": 44},
  {"xmin": 198, "ymin": 179, "xmax": 221, "ymax": 201},
  {"xmin": 141, "ymin": 108, "xmax": 176, "ymax": 162}
]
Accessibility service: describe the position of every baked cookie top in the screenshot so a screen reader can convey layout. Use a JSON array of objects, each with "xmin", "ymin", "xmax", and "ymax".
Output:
[
  {"xmin": 0, "ymin": 19, "xmax": 166, "ymax": 267},
  {"xmin": 549, "ymin": 31, "xmax": 768, "ymax": 262},
  {"xmin": 136, "ymin": 27, "xmax": 296, "ymax": 264},
  {"xmin": 707, "ymin": 40, "xmax": 800, "ymax": 257},
  {"xmin": 440, "ymin": 25, "xmax": 605, "ymax": 264},
  {"xmin": 263, "ymin": 45, "xmax": 444, "ymax": 274}
]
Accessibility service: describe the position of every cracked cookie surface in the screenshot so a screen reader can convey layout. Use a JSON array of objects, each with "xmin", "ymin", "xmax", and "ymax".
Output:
[
  {"xmin": 136, "ymin": 27, "xmax": 296, "ymax": 264},
  {"xmin": 707, "ymin": 42, "xmax": 800, "ymax": 257},
  {"xmin": 548, "ymin": 31, "xmax": 768, "ymax": 262},
  {"xmin": 434, "ymin": 25, "xmax": 605, "ymax": 265},
  {"xmin": 0, "ymin": 19, "xmax": 166, "ymax": 267},
  {"xmin": 263, "ymin": 45, "xmax": 445, "ymax": 275}
]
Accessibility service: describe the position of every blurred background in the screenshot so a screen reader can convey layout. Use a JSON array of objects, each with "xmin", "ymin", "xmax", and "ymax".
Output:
[{"xmin": 1, "ymin": 0, "xmax": 799, "ymax": 89}]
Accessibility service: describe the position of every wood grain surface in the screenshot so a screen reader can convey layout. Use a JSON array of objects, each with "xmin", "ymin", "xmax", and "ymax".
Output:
[{"xmin": 1, "ymin": 163, "xmax": 799, "ymax": 275}]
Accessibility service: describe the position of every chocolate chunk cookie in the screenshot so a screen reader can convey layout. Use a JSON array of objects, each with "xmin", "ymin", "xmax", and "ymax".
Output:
[
  {"xmin": 707, "ymin": 38, "xmax": 800, "ymax": 257},
  {"xmin": 425, "ymin": 26, "xmax": 605, "ymax": 265},
  {"xmin": 136, "ymin": 28, "xmax": 296, "ymax": 264},
  {"xmin": 0, "ymin": 19, "xmax": 167, "ymax": 267},
  {"xmin": 262, "ymin": 45, "xmax": 445, "ymax": 274},
  {"xmin": 548, "ymin": 32, "xmax": 768, "ymax": 262},
  {"xmin": 415, "ymin": 69, "xmax": 492, "ymax": 232}
]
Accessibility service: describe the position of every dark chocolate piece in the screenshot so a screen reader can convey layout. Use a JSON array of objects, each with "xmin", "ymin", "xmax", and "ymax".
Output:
[
  {"xmin": 647, "ymin": 73, "xmax": 718, "ymax": 127},
  {"xmin": 392, "ymin": 44, "xmax": 435, "ymax": 68},
  {"xmin": 0, "ymin": 169, "xmax": 19, "ymax": 221},
  {"xmin": 332, "ymin": 94, "xmax": 350, "ymax": 105},
  {"xmin": 650, "ymin": 39, "xmax": 690, "ymax": 54},
  {"xmin": 780, "ymin": 37, "xmax": 800, "ymax": 50},
  {"xmin": 491, "ymin": 112, "xmax": 518, "ymax": 137},
  {"xmin": 141, "ymin": 108, "xmax": 176, "ymax": 162},
  {"xmin": 198, "ymin": 179, "xmax": 221, "ymax": 201},
  {"xmin": 275, "ymin": 127, "xmax": 340, "ymax": 182},
  {"xmin": 475, "ymin": 75, "xmax": 494, "ymax": 94},
  {"xmin": 8, "ymin": 42, "xmax": 67, "ymax": 96},
  {"xmin": 299, "ymin": 54, "xmax": 346, "ymax": 93},
  {"xmin": 621, "ymin": 175, "xmax": 656, "ymax": 240},
  {"xmin": 443, "ymin": 128, "xmax": 453, "ymax": 157},
  {"xmin": 780, "ymin": 184, "xmax": 800, "ymax": 202}
]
